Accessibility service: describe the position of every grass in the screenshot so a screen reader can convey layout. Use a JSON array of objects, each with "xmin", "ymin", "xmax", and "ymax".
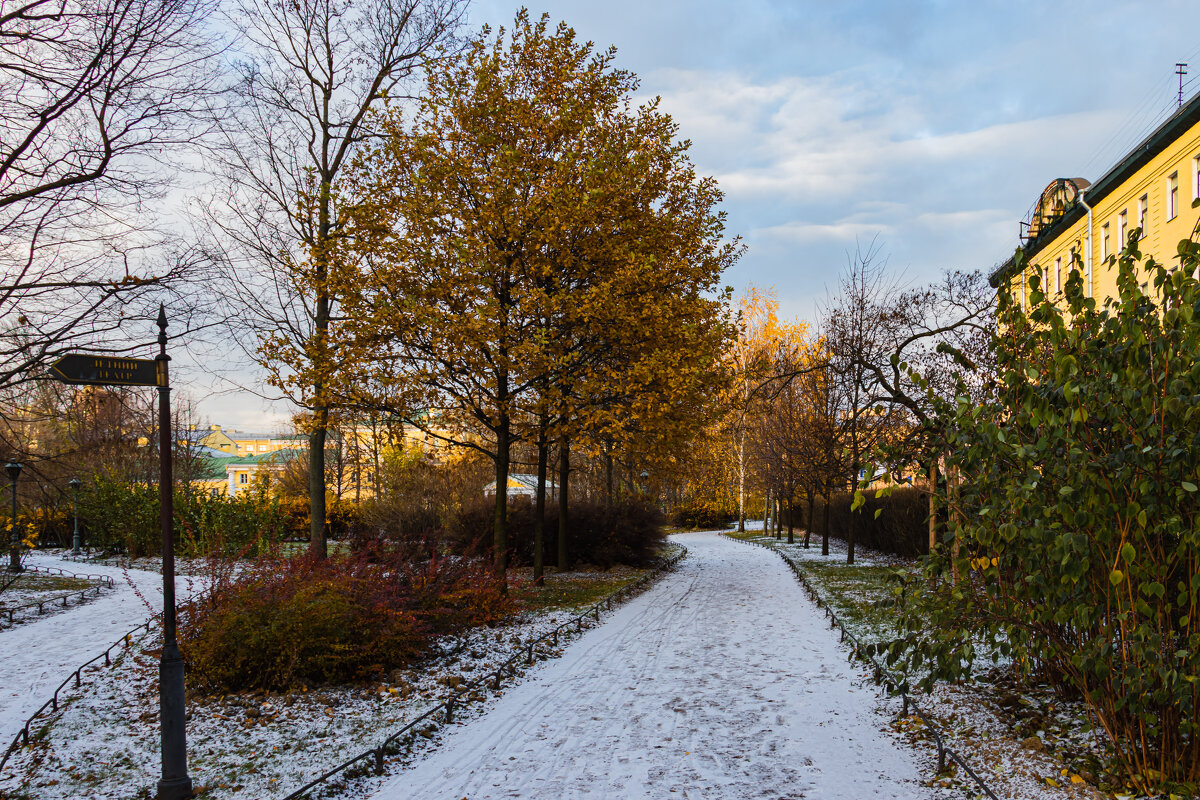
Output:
[
  {"xmin": 10, "ymin": 574, "xmax": 95, "ymax": 592},
  {"xmin": 510, "ymin": 568, "xmax": 644, "ymax": 613}
]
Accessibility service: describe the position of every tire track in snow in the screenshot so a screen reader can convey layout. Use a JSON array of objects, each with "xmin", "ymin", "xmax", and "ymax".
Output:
[{"xmin": 368, "ymin": 531, "xmax": 938, "ymax": 800}]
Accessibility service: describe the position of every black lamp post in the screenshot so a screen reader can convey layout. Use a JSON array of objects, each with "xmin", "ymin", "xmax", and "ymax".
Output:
[
  {"xmin": 6, "ymin": 461, "xmax": 22, "ymax": 573},
  {"xmin": 69, "ymin": 477, "xmax": 82, "ymax": 555},
  {"xmin": 155, "ymin": 307, "xmax": 192, "ymax": 800}
]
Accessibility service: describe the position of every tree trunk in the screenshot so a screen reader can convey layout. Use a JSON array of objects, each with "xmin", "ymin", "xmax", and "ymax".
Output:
[
  {"xmin": 493, "ymin": 414, "xmax": 510, "ymax": 580},
  {"xmin": 533, "ymin": 414, "xmax": 548, "ymax": 586},
  {"xmin": 927, "ymin": 458, "xmax": 938, "ymax": 554},
  {"xmin": 847, "ymin": 461, "xmax": 858, "ymax": 565},
  {"xmin": 308, "ymin": 175, "xmax": 333, "ymax": 559},
  {"xmin": 821, "ymin": 485, "xmax": 831, "ymax": 556},
  {"xmin": 804, "ymin": 487, "xmax": 814, "ymax": 549},
  {"xmin": 763, "ymin": 486, "xmax": 771, "ymax": 534},
  {"xmin": 775, "ymin": 497, "xmax": 782, "ymax": 539},
  {"xmin": 604, "ymin": 444, "xmax": 614, "ymax": 508},
  {"xmin": 308, "ymin": 406, "xmax": 328, "ymax": 559},
  {"xmin": 557, "ymin": 435, "xmax": 570, "ymax": 570},
  {"xmin": 737, "ymin": 421, "xmax": 746, "ymax": 532},
  {"xmin": 786, "ymin": 494, "xmax": 794, "ymax": 544}
]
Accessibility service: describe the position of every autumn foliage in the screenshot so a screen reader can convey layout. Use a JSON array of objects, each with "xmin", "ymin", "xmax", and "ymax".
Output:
[{"xmin": 179, "ymin": 546, "xmax": 510, "ymax": 692}]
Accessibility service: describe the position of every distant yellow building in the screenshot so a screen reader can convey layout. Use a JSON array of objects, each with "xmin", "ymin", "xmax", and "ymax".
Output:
[
  {"xmin": 225, "ymin": 449, "xmax": 303, "ymax": 497},
  {"xmin": 187, "ymin": 425, "xmax": 302, "ymax": 457},
  {"xmin": 991, "ymin": 92, "xmax": 1200, "ymax": 302}
]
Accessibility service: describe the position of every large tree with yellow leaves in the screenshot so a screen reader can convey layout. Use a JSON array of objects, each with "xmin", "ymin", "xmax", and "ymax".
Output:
[{"xmin": 334, "ymin": 11, "xmax": 737, "ymax": 578}]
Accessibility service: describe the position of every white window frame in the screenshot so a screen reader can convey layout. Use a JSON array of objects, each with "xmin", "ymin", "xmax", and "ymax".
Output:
[
  {"xmin": 1118, "ymin": 210, "xmax": 1128, "ymax": 247},
  {"xmin": 238, "ymin": 472, "xmax": 248, "ymax": 484},
  {"xmin": 1054, "ymin": 257, "xmax": 1062, "ymax": 293},
  {"xmin": 1193, "ymin": 155, "xmax": 1200, "ymax": 201},
  {"xmin": 1168, "ymin": 171, "xmax": 1179, "ymax": 220},
  {"xmin": 1137, "ymin": 194, "xmax": 1148, "ymax": 237},
  {"xmin": 1101, "ymin": 223, "xmax": 1110, "ymax": 261}
]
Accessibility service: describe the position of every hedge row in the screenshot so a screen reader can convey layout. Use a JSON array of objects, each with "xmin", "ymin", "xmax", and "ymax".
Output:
[{"xmin": 796, "ymin": 486, "xmax": 929, "ymax": 558}]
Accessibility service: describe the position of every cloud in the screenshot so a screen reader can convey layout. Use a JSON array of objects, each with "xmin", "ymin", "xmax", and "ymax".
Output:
[
  {"xmin": 755, "ymin": 220, "xmax": 892, "ymax": 244},
  {"xmin": 650, "ymin": 67, "xmax": 1123, "ymax": 208}
]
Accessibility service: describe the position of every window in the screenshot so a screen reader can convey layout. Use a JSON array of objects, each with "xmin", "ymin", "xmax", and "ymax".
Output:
[
  {"xmin": 1194, "ymin": 155, "xmax": 1200, "ymax": 200},
  {"xmin": 1168, "ymin": 172, "xmax": 1179, "ymax": 220},
  {"xmin": 1101, "ymin": 223, "xmax": 1110, "ymax": 261},
  {"xmin": 210, "ymin": 488, "xmax": 220, "ymax": 498},
  {"xmin": 1118, "ymin": 210, "xmax": 1128, "ymax": 247},
  {"xmin": 238, "ymin": 473, "xmax": 248, "ymax": 484},
  {"xmin": 1054, "ymin": 257, "xmax": 1062, "ymax": 293},
  {"xmin": 1137, "ymin": 194, "xmax": 1148, "ymax": 236}
]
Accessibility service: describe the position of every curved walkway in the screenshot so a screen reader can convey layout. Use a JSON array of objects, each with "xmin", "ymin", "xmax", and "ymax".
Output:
[
  {"xmin": 369, "ymin": 531, "xmax": 935, "ymax": 800},
  {"xmin": 0, "ymin": 553, "xmax": 203, "ymax": 748}
]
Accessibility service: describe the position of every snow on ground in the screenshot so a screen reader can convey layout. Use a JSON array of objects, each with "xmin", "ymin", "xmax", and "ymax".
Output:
[
  {"xmin": 364, "ymin": 531, "xmax": 942, "ymax": 800},
  {"xmin": 0, "ymin": 570, "xmax": 109, "ymax": 629},
  {"xmin": 0, "ymin": 551, "xmax": 206, "ymax": 752},
  {"xmin": 0, "ymin": 557, "xmax": 663, "ymax": 800},
  {"xmin": 742, "ymin": 531, "xmax": 1109, "ymax": 800}
]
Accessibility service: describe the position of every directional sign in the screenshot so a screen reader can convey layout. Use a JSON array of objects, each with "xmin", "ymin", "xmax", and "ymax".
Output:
[{"xmin": 50, "ymin": 354, "xmax": 159, "ymax": 386}]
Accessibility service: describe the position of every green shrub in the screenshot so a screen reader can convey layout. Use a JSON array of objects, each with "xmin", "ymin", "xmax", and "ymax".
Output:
[
  {"xmin": 884, "ymin": 239, "xmax": 1200, "ymax": 791},
  {"xmin": 180, "ymin": 546, "xmax": 509, "ymax": 692},
  {"xmin": 75, "ymin": 477, "xmax": 287, "ymax": 557}
]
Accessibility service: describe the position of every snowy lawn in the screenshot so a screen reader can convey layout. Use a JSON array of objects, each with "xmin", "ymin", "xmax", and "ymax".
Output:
[
  {"xmin": 0, "ymin": 552, "xmax": 209, "ymax": 759},
  {"xmin": 732, "ymin": 530, "xmax": 1116, "ymax": 800},
  {"xmin": 0, "ymin": 555, "xmax": 667, "ymax": 800},
  {"xmin": 0, "ymin": 570, "xmax": 110, "ymax": 629}
]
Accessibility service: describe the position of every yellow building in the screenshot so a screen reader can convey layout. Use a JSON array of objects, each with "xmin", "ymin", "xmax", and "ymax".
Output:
[
  {"xmin": 991, "ymin": 92, "xmax": 1200, "ymax": 302},
  {"xmin": 225, "ymin": 449, "xmax": 303, "ymax": 497},
  {"xmin": 188, "ymin": 425, "xmax": 302, "ymax": 457}
]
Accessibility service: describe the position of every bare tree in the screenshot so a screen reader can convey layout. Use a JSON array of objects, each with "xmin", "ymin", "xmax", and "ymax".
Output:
[
  {"xmin": 203, "ymin": 0, "xmax": 468, "ymax": 558},
  {"xmin": 0, "ymin": 0, "xmax": 221, "ymax": 393}
]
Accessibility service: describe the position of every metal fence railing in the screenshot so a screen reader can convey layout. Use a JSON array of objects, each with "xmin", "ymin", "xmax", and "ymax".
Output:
[
  {"xmin": 1, "ymin": 548, "xmax": 687, "ymax": 794},
  {"xmin": 0, "ymin": 621, "xmax": 152, "ymax": 772},
  {"xmin": 723, "ymin": 534, "xmax": 1000, "ymax": 800},
  {"xmin": 280, "ymin": 545, "xmax": 689, "ymax": 800},
  {"xmin": 1, "ymin": 565, "xmax": 116, "ymax": 627}
]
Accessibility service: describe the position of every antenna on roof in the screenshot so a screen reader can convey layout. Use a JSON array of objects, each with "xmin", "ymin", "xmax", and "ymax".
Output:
[{"xmin": 1177, "ymin": 63, "xmax": 1188, "ymax": 109}]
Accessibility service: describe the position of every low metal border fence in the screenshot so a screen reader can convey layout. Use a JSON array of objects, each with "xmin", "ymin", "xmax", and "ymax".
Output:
[
  {"xmin": 1, "ymin": 565, "xmax": 116, "ymax": 626},
  {"xmin": 723, "ymin": 534, "xmax": 1000, "ymax": 800},
  {"xmin": 280, "ymin": 545, "xmax": 689, "ymax": 800},
  {"xmin": 0, "ymin": 621, "xmax": 152, "ymax": 772}
]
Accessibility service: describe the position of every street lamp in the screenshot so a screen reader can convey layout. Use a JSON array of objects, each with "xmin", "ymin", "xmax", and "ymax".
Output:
[
  {"xmin": 69, "ymin": 477, "xmax": 82, "ymax": 556},
  {"xmin": 6, "ymin": 461, "xmax": 22, "ymax": 573},
  {"xmin": 639, "ymin": 469, "xmax": 649, "ymax": 496}
]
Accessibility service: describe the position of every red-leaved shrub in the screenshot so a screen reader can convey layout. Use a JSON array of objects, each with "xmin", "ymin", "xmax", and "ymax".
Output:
[{"xmin": 179, "ymin": 544, "xmax": 510, "ymax": 692}]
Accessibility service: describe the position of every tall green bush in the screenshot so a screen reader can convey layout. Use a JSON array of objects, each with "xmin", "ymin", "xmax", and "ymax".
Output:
[
  {"xmin": 76, "ymin": 477, "xmax": 286, "ymax": 556},
  {"xmin": 882, "ymin": 234, "xmax": 1200, "ymax": 791}
]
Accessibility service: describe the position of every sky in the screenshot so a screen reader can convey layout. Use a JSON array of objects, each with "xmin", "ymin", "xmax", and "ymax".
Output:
[{"xmin": 189, "ymin": 0, "xmax": 1200, "ymax": 430}]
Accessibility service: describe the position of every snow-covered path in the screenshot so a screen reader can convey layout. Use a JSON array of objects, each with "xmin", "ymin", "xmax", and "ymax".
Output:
[
  {"xmin": 0, "ymin": 553, "xmax": 203, "ymax": 747},
  {"xmin": 369, "ymin": 531, "xmax": 935, "ymax": 800}
]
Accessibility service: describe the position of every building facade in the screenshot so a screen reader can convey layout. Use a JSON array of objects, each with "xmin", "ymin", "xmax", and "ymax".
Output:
[{"xmin": 990, "ymin": 92, "xmax": 1200, "ymax": 302}]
